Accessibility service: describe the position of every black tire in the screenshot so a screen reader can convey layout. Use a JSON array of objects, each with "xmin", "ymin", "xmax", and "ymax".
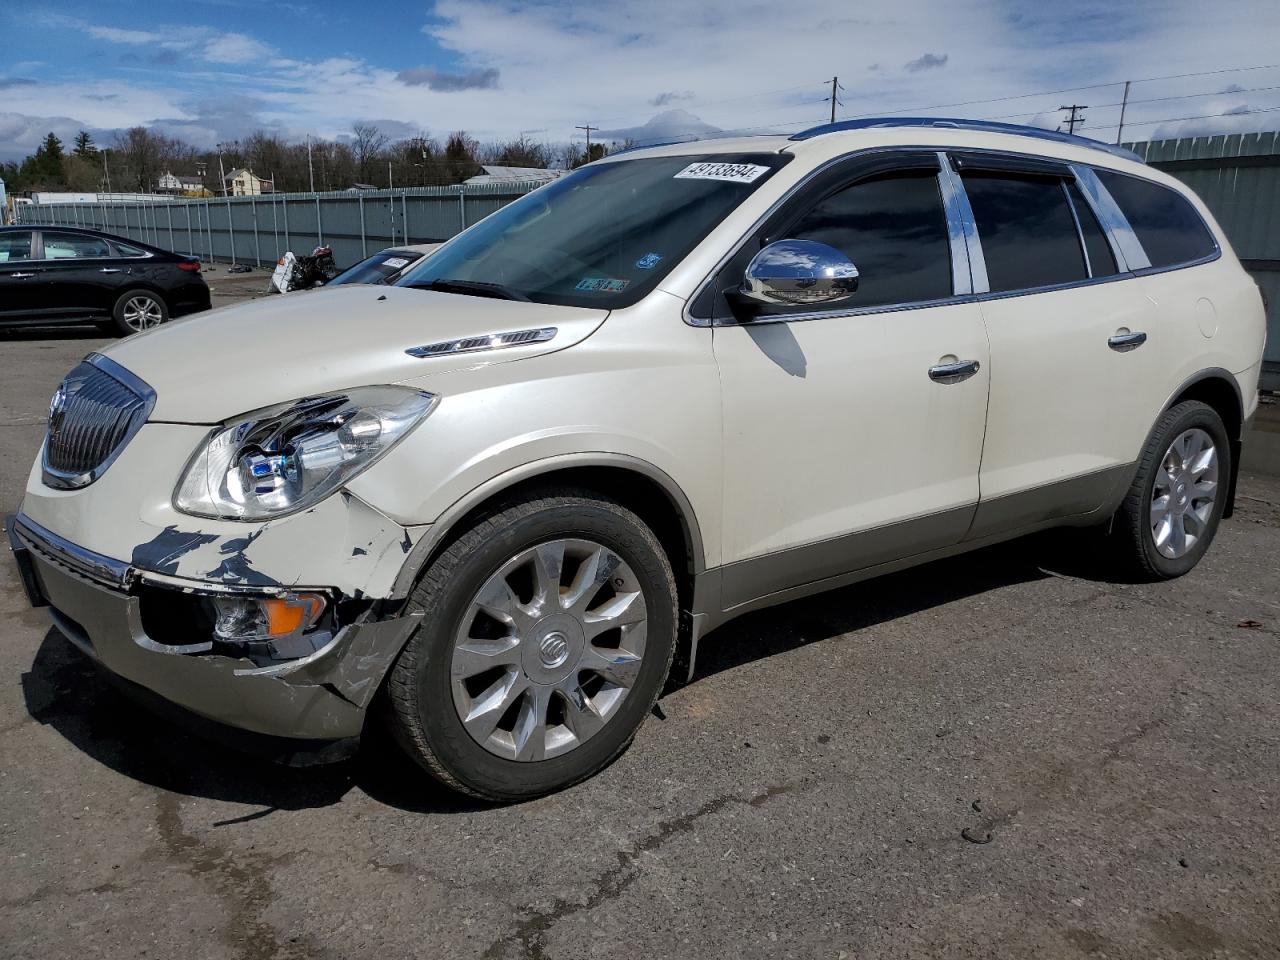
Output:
[
  {"xmin": 1109, "ymin": 400, "xmax": 1232, "ymax": 581},
  {"xmin": 385, "ymin": 490, "xmax": 678, "ymax": 801},
  {"xmin": 110, "ymin": 289, "xmax": 168, "ymax": 336}
]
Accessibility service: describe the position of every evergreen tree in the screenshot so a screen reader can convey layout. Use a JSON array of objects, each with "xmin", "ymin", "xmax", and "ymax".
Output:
[{"xmin": 73, "ymin": 130, "xmax": 97, "ymax": 157}]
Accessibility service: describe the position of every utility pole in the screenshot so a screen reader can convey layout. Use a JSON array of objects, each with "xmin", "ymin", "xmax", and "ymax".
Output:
[
  {"xmin": 575, "ymin": 124, "xmax": 596, "ymax": 164},
  {"xmin": 826, "ymin": 76, "xmax": 843, "ymax": 123},
  {"xmin": 1058, "ymin": 104, "xmax": 1088, "ymax": 135},
  {"xmin": 307, "ymin": 135, "xmax": 315, "ymax": 193},
  {"xmin": 216, "ymin": 143, "xmax": 228, "ymax": 197},
  {"xmin": 101, "ymin": 149, "xmax": 112, "ymax": 195},
  {"xmin": 1115, "ymin": 81, "xmax": 1131, "ymax": 145}
]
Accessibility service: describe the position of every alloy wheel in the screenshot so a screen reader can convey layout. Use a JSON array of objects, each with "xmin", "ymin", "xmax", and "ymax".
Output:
[
  {"xmin": 450, "ymin": 538, "xmax": 649, "ymax": 762},
  {"xmin": 1150, "ymin": 427, "xmax": 1219, "ymax": 559},
  {"xmin": 122, "ymin": 295, "xmax": 164, "ymax": 331}
]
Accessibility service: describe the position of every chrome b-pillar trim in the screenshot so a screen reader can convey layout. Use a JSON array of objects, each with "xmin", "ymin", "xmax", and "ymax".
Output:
[{"xmin": 936, "ymin": 153, "xmax": 989, "ymax": 294}]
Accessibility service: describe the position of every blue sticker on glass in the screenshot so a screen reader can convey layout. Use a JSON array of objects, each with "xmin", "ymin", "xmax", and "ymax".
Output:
[{"xmin": 635, "ymin": 252, "xmax": 663, "ymax": 269}]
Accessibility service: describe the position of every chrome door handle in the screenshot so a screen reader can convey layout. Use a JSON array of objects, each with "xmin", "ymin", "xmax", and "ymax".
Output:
[
  {"xmin": 98, "ymin": 267, "xmax": 122, "ymax": 274},
  {"xmin": 928, "ymin": 359, "xmax": 981, "ymax": 384},
  {"xmin": 1108, "ymin": 330, "xmax": 1147, "ymax": 352},
  {"xmin": 9, "ymin": 271, "xmax": 36, "ymax": 279}
]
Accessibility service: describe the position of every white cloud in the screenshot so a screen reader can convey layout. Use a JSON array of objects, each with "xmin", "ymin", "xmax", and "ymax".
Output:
[
  {"xmin": 8, "ymin": 0, "xmax": 1280, "ymax": 161},
  {"xmin": 204, "ymin": 32, "xmax": 277, "ymax": 64}
]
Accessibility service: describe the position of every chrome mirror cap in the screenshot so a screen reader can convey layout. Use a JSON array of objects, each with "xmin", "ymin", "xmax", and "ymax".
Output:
[{"xmin": 740, "ymin": 239, "xmax": 860, "ymax": 306}]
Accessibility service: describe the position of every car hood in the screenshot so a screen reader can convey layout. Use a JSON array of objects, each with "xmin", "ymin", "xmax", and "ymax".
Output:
[{"xmin": 100, "ymin": 285, "xmax": 608, "ymax": 423}]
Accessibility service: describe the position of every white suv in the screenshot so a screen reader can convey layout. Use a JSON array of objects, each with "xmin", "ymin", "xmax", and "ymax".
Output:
[{"xmin": 8, "ymin": 118, "xmax": 1266, "ymax": 800}]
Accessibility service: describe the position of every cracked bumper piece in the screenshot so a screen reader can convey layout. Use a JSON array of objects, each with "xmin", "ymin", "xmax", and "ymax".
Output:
[{"xmin": 9, "ymin": 513, "xmax": 422, "ymax": 752}]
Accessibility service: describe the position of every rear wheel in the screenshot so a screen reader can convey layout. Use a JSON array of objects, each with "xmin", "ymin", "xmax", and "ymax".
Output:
[
  {"xmin": 1109, "ymin": 400, "xmax": 1230, "ymax": 580},
  {"xmin": 385, "ymin": 491, "xmax": 678, "ymax": 801},
  {"xmin": 111, "ymin": 289, "xmax": 168, "ymax": 336}
]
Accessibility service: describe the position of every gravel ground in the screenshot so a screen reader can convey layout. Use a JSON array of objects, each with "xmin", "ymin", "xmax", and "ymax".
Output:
[{"xmin": 2, "ymin": 284, "xmax": 1279, "ymax": 959}]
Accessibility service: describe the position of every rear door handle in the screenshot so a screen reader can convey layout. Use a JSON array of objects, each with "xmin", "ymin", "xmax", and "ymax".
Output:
[
  {"xmin": 1108, "ymin": 330, "xmax": 1147, "ymax": 352},
  {"xmin": 98, "ymin": 267, "xmax": 123, "ymax": 274},
  {"xmin": 928, "ymin": 359, "xmax": 981, "ymax": 384}
]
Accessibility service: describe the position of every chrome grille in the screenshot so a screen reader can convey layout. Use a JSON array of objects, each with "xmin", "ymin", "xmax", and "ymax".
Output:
[{"xmin": 42, "ymin": 355, "xmax": 155, "ymax": 489}]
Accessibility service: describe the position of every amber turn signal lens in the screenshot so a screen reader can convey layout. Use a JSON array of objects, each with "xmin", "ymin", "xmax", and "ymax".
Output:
[{"xmin": 262, "ymin": 593, "xmax": 326, "ymax": 637}]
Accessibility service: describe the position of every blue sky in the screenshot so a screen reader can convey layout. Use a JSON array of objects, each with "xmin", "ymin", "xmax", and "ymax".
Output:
[{"xmin": 2, "ymin": 0, "xmax": 1279, "ymax": 161}]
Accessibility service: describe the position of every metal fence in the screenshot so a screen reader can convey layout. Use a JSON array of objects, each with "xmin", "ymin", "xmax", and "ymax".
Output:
[
  {"xmin": 1124, "ymin": 130, "xmax": 1280, "ymax": 389},
  {"xmin": 14, "ymin": 181, "xmax": 542, "ymax": 271}
]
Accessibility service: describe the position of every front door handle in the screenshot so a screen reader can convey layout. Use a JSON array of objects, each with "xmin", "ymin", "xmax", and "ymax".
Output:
[
  {"xmin": 98, "ymin": 267, "xmax": 122, "ymax": 274},
  {"xmin": 9, "ymin": 271, "xmax": 37, "ymax": 279},
  {"xmin": 1108, "ymin": 329, "xmax": 1147, "ymax": 352},
  {"xmin": 928, "ymin": 359, "xmax": 981, "ymax": 384}
]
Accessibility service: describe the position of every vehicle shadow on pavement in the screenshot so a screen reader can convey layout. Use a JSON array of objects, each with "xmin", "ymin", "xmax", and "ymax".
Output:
[
  {"xmin": 19, "ymin": 628, "xmax": 495, "ymax": 815},
  {"xmin": 17, "ymin": 532, "xmax": 1098, "ymax": 813},
  {"xmin": 691, "ymin": 535, "xmax": 1062, "ymax": 683},
  {"xmin": 1, "ymin": 325, "xmax": 107, "ymax": 341}
]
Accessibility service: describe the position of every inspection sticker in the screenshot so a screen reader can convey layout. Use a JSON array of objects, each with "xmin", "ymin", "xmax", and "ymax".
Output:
[
  {"xmin": 575, "ymin": 277, "xmax": 630, "ymax": 292},
  {"xmin": 635, "ymin": 252, "xmax": 663, "ymax": 269},
  {"xmin": 383, "ymin": 256, "xmax": 410, "ymax": 269},
  {"xmin": 673, "ymin": 162, "xmax": 770, "ymax": 184}
]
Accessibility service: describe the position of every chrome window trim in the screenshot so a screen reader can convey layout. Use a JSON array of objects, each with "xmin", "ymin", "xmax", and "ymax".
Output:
[
  {"xmin": 1060, "ymin": 180, "xmax": 1095, "ymax": 278},
  {"xmin": 34, "ymin": 230, "xmax": 126, "ymax": 263},
  {"xmin": 40, "ymin": 353, "xmax": 157, "ymax": 490},
  {"xmin": 1069, "ymin": 165, "xmax": 1148, "ymax": 271},
  {"xmin": 706, "ymin": 293, "xmax": 982, "ymax": 328},
  {"xmin": 936, "ymin": 153, "xmax": 988, "ymax": 294}
]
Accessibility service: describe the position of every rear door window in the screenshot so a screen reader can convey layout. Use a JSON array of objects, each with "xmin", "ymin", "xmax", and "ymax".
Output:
[
  {"xmin": 961, "ymin": 173, "xmax": 1087, "ymax": 292},
  {"xmin": 41, "ymin": 232, "xmax": 113, "ymax": 260},
  {"xmin": 1093, "ymin": 169, "xmax": 1217, "ymax": 268},
  {"xmin": 0, "ymin": 231, "xmax": 34, "ymax": 262}
]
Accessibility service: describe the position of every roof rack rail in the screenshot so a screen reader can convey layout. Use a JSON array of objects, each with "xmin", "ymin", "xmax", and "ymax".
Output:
[{"xmin": 788, "ymin": 117, "xmax": 1143, "ymax": 163}]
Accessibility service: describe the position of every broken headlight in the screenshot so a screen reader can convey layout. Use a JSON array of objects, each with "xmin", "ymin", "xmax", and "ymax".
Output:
[{"xmin": 173, "ymin": 386, "xmax": 437, "ymax": 520}]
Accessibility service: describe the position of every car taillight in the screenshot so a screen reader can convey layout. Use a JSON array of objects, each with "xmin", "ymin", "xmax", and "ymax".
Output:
[{"xmin": 178, "ymin": 261, "xmax": 201, "ymax": 272}]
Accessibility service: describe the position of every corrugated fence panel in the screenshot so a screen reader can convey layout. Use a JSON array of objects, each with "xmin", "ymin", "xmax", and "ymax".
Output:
[{"xmin": 15, "ymin": 182, "xmax": 541, "ymax": 270}]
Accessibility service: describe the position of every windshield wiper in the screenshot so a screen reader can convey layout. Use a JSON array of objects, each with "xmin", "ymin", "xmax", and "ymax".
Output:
[{"xmin": 410, "ymin": 278, "xmax": 530, "ymax": 302}]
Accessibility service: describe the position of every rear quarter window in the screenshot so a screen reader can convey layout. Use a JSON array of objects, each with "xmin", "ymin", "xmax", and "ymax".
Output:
[{"xmin": 1094, "ymin": 169, "xmax": 1217, "ymax": 268}]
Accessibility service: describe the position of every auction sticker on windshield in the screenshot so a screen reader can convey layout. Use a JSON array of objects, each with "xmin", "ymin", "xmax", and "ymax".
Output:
[
  {"xmin": 575, "ymin": 277, "xmax": 630, "ymax": 292},
  {"xmin": 673, "ymin": 162, "xmax": 771, "ymax": 184},
  {"xmin": 383, "ymin": 257, "xmax": 411, "ymax": 269}
]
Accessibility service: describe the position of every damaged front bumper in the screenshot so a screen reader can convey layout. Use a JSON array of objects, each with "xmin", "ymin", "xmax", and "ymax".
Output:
[{"xmin": 8, "ymin": 513, "xmax": 421, "ymax": 758}]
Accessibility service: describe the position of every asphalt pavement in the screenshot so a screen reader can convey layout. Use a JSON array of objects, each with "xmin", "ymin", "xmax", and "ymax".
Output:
[{"xmin": 2, "ymin": 278, "xmax": 1279, "ymax": 959}]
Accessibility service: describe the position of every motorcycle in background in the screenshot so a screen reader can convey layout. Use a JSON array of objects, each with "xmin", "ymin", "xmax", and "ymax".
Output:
[{"xmin": 270, "ymin": 245, "xmax": 337, "ymax": 293}]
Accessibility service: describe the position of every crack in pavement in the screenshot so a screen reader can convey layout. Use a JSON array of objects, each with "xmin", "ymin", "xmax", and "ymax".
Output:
[
  {"xmin": 153, "ymin": 791, "xmax": 319, "ymax": 960},
  {"xmin": 480, "ymin": 781, "xmax": 803, "ymax": 960}
]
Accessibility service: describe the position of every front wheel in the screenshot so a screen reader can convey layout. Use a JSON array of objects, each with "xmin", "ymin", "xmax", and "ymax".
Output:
[
  {"xmin": 1109, "ymin": 400, "xmax": 1231, "ymax": 580},
  {"xmin": 111, "ymin": 289, "xmax": 168, "ymax": 336},
  {"xmin": 385, "ymin": 491, "xmax": 678, "ymax": 801}
]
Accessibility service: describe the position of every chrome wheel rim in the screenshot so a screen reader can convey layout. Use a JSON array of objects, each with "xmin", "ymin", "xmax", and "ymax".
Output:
[
  {"xmin": 451, "ymin": 538, "xmax": 648, "ymax": 762},
  {"xmin": 122, "ymin": 296, "xmax": 163, "ymax": 331},
  {"xmin": 1150, "ymin": 427, "xmax": 1219, "ymax": 559}
]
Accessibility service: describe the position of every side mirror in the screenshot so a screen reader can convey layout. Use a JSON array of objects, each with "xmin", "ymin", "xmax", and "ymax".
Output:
[{"xmin": 739, "ymin": 239, "xmax": 860, "ymax": 307}]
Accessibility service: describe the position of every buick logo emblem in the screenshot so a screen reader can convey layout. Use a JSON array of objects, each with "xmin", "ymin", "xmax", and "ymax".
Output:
[
  {"xmin": 538, "ymin": 632, "xmax": 571, "ymax": 669},
  {"xmin": 48, "ymin": 385, "xmax": 67, "ymax": 436}
]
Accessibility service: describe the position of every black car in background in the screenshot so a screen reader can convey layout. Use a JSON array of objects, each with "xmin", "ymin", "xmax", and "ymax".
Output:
[{"xmin": 0, "ymin": 226, "xmax": 211, "ymax": 336}]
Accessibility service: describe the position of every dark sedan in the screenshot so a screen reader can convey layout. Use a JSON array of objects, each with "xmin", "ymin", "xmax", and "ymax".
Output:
[{"xmin": 0, "ymin": 226, "xmax": 211, "ymax": 336}]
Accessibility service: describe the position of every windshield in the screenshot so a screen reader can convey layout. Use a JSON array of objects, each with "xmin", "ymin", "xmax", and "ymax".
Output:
[
  {"xmin": 329, "ymin": 250, "xmax": 426, "ymax": 286},
  {"xmin": 396, "ymin": 153, "xmax": 791, "ymax": 308}
]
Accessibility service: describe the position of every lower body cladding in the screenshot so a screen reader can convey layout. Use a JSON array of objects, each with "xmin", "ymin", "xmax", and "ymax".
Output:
[{"xmin": 8, "ymin": 511, "xmax": 425, "ymax": 762}]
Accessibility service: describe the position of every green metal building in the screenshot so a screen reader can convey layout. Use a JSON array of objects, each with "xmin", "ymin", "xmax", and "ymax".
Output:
[{"xmin": 1124, "ymin": 131, "xmax": 1280, "ymax": 391}]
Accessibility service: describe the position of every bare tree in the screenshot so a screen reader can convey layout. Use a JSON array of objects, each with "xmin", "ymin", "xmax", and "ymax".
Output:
[{"xmin": 351, "ymin": 123, "xmax": 389, "ymax": 184}]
